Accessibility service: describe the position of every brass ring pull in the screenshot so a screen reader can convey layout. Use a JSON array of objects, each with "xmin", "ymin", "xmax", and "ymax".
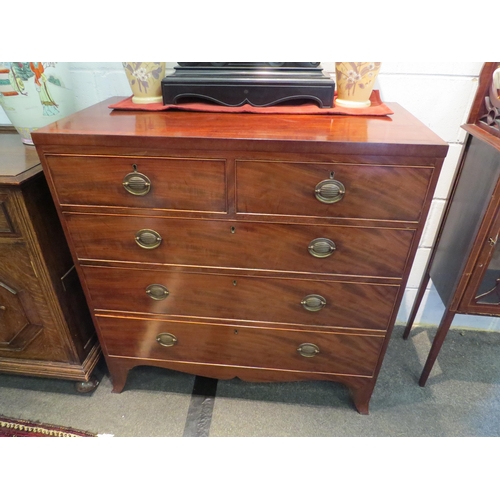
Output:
[
  {"xmin": 301, "ymin": 294, "xmax": 327, "ymax": 311},
  {"xmin": 308, "ymin": 238, "xmax": 336, "ymax": 258},
  {"xmin": 146, "ymin": 284, "xmax": 169, "ymax": 300},
  {"xmin": 123, "ymin": 171, "xmax": 151, "ymax": 196},
  {"xmin": 135, "ymin": 229, "xmax": 162, "ymax": 249},
  {"xmin": 156, "ymin": 333, "xmax": 177, "ymax": 347},
  {"xmin": 297, "ymin": 343, "xmax": 320, "ymax": 358},
  {"xmin": 314, "ymin": 179, "xmax": 345, "ymax": 204}
]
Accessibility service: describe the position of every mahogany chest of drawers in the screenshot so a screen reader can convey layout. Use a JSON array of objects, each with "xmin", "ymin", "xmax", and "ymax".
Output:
[
  {"xmin": 0, "ymin": 132, "xmax": 99, "ymax": 390},
  {"xmin": 32, "ymin": 98, "xmax": 448, "ymax": 413}
]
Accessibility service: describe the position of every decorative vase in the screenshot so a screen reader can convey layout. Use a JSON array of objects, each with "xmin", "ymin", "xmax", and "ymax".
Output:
[
  {"xmin": 0, "ymin": 62, "xmax": 77, "ymax": 145},
  {"xmin": 123, "ymin": 62, "xmax": 166, "ymax": 104},
  {"xmin": 335, "ymin": 62, "xmax": 381, "ymax": 108}
]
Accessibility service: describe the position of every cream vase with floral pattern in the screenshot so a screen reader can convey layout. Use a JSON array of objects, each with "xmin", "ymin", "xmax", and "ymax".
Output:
[
  {"xmin": 123, "ymin": 62, "xmax": 166, "ymax": 104},
  {"xmin": 335, "ymin": 62, "xmax": 381, "ymax": 108},
  {"xmin": 0, "ymin": 62, "xmax": 77, "ymax": 145}
]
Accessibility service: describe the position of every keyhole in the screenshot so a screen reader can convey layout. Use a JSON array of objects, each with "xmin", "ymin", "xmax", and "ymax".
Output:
[
  {"xmin": 132, "ymin": 163, "xmax": 138, "ymax": 171},
  {"xmin": 233, "ymin": 280, "xmax": 237, "ymax": 286},
  {"xmin": 231, "ymin": 226, "xmax": 236, "ymax": 234},
  {"xmin": 329, "ymin": 171, "xmax": 335, "ymax": 179}
]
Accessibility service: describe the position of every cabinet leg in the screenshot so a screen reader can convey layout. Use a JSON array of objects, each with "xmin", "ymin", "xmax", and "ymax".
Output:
[
  {"xmin": 419, "ymin": 308, "xmax": 456, "ymax": 387},
  {"xmin": 107, "ymin": 360, "xmax": 130, "ymax": 393},
  {"xmin": 349, "ymin": 381, "xmax": 374, "ymax": 415},
  {"xmin": 403, "ymin": 272, "xmax": 431, "ymax": 340}
]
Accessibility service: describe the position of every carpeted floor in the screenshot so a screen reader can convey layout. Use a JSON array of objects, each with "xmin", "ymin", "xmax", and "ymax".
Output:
[{"xmin": 1, "ymin": 325, "xmax": 500, "ymax": 437}]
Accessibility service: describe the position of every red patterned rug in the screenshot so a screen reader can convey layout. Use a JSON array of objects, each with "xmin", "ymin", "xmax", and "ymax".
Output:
[{"xmin": 0, "ymin": 416, "xmax": 96, "ymax": 437}]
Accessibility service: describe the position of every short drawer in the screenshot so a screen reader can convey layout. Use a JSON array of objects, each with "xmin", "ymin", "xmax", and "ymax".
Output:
[
  {"xmin": 45, "ymin": 154, "xmax": 227, "ymax": 213},
  {"xmin": 236, "ymin": 160, "xmax": 433, "ymax": 221},
  {"xmin": 66, "ymin": 213, "xmax": 414, "ymax": 278},
  {"xmin": 83, "ymin": 266, "xmax": 399, "ymax": 331},
  {"xmin": 96, "ymin": 315, "xmax": 385, "ymax": 377}
]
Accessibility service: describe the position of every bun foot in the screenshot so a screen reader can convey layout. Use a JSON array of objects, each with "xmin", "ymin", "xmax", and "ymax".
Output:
[{"xmin": 75, "ymin": 376, "xmax": 99, "ymax": 393}]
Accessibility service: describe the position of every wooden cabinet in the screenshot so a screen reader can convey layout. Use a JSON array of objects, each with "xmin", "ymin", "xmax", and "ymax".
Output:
[
  {"xmin": 404, "ymin": 63, "xmax": 500, "ymax": 386},
  {"xmin": 0, "ymin": 132, "xmax": 100, "ymax": 390},
  {"xmin": 32, "ymin": 98, "xmax": 448, "ymax": 413}
]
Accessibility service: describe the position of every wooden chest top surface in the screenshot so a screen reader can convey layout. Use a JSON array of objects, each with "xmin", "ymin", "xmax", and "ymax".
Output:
[{"xmin": 32, "ymin": 97, "xmax": 448, "ymax": 157}]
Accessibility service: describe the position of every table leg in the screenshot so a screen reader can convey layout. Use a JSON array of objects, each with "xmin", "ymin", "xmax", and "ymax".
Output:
[
  {"xmin": 419, "ymin": 308, "xmax": 456, "ymax": 386},
  {"xmin": 403, "ymin": 271, "xmax": 431, "ymax": 340}
]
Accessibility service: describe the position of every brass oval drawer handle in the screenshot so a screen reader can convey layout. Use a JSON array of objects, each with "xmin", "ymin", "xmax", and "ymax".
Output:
[
  {"xmin": 308, "ymin": 238, "xmax": 336, "ymax": 258},
  {"xmin": 156, "ymin": 333, "xmax": 177, "ymax": 347},
  {"xmin": 297, "ymin": 343, "xmax": 320, "ymax": 358},
  {"xmin": 123, "ymin": 170, "xmax": 151, "ymax": 196},
  {"xmin": 146, "ymin": 284, "xmax": 169, "ymax": 300},
  {"xmin": 315, "ymin": 179, "xmax": 345, "ymax": 204},
  {"xmin": 301, "ymin": 294, "xmax": 327, "ymax": 311},
  {"xmin": 135, "ymin": 229, "xmax": 162, "ymax": 249}
]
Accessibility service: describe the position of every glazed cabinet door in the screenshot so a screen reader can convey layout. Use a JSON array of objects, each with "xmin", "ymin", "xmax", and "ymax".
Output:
[{"xmin": 460, "ymin": 201, "xmax": 500, "ymax": 314}]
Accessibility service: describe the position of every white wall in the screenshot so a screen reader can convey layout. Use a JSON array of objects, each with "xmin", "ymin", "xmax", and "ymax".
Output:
[{"xmin": 2, "ymin": 62, "xmax": 493, "ymax": 331}]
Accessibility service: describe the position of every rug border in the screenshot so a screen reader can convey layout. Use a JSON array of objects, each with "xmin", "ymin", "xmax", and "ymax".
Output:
[{"xmin": 0, "ymin": 415, "xmax": 96, "ymax": 437}]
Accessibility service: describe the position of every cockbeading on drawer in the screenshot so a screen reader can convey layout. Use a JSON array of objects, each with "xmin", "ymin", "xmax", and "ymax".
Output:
[
  {"xmin": 236, "ymin": 160, "xmax": 433, "ymax": 221},
  {"xmin": 45, "ymin": 155, "xmax": 227, "ymax": 213},
  {"xmin": 66, "ymin": 213, "xmax": 415, "ymax": 279},
  {"xmin": 82, "ymin": 266, "xmax": 399, "ymax": 332},
  {"xmin": 96, "ymin": 315, "xmax": 385, "ymax": 377}
]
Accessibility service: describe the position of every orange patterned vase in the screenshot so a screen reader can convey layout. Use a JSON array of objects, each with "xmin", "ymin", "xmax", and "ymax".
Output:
[
  {"xmin": 123, "ymin": 62, "xmax": 166, "ymax": 104},
  {"xmin": 335, "ymin": 62, "xmax": 381, "ymax": 108}
]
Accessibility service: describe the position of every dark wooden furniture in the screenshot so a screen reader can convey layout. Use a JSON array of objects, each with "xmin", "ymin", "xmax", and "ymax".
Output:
[
  {"xmin": 0, "ymin": 131, "xmax": 100, "ymax": 390},
  {"xmin": 403, "ymin": 63, "xmax": 500, "ymax": 386},
  {"xmin": 162, "ymin": 63, "xmax": 335, "ymax": 108},
  {"xmin": 32, "ymin": 97, "xmax": 447, "ymax": 413}
]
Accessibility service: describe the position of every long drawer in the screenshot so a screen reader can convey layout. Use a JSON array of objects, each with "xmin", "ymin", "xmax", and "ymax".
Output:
[
  {"xmin": 96, "ymin": 315, "xmax": 384, "ymax": 377},
  {"xmin": 66, "ymin": 213, "xmax": 414, "ymax": 278},
  {"xmin": 45, "ymin": 155, "xmax": 227, "ymax": 213},
  {"xmin": 82, "ymin": 266, "xmax": 399, "ymax": 331},
  {"xmin": 236, "ymin": 160, "xmax": 433, "ymax": 221}
]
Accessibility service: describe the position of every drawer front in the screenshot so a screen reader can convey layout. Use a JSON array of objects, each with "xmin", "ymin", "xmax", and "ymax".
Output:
[
  {"xmin": 96, "ymin": 315, "xmax": 384, "ymax": 377},
  {"xmin": 45, "ymin": 155, "xmax": 227, "ymax": 213},
  {"xmin": 236, "ymin": 160, "xmax": 433, "ymax": 221},
  {"xmin": 83, "ymin": 266, "xmax": 399, "ymax": 331},
  {"xmin": 66, "ymin": 213, "xmax": 414, "ymax": 278}
]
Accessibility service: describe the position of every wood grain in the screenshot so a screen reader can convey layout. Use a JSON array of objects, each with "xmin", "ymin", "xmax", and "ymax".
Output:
[
  {"xmin": 65, "ymin": 213, "xmax": 414, "ymax": 278},
  {"xmin": 97, "ymin": 315, "xmax": 384, "ymax": 377},
  {"xmin": 46, "ymin": 154, "xmax": 227, "ymax": 213},
  {"xmin": 83, "ymin": 265, "xmax": 400, "ymax": 331},
  {"xmin": 236, "ymin": 160, "xmax": 434, "ymax": 221}
]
